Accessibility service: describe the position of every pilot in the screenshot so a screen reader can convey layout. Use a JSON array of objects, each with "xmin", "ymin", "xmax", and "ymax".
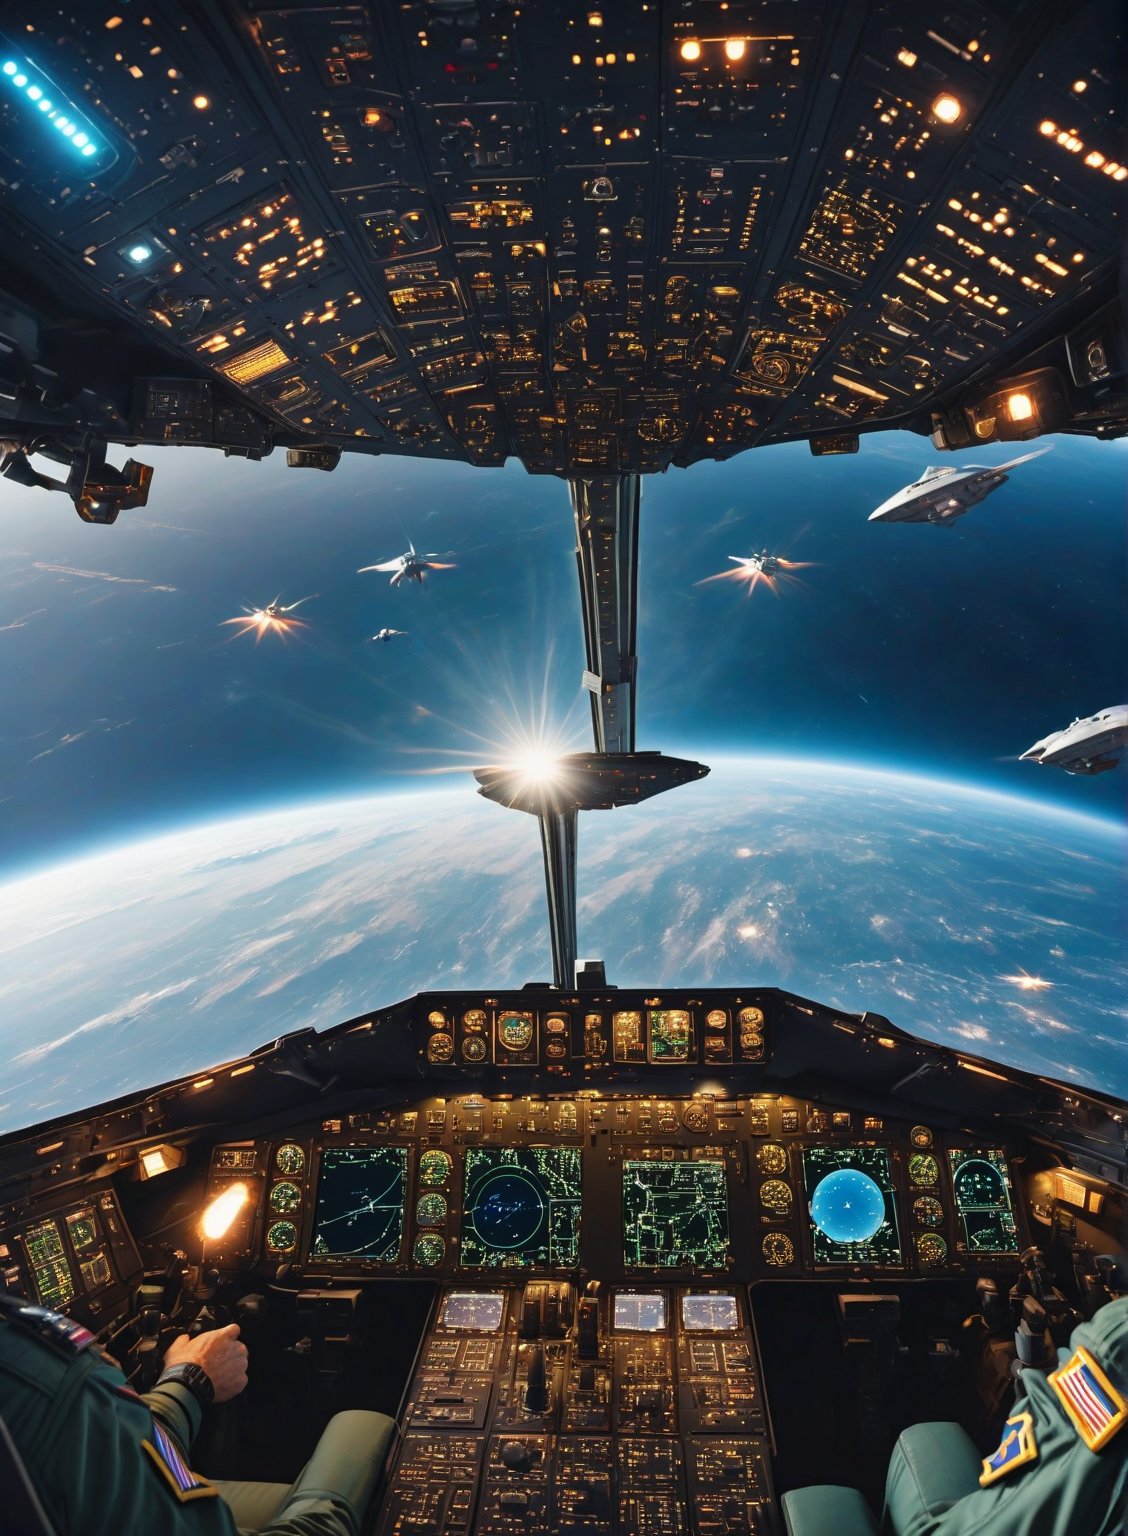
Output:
[{"xmin": 0, "ymin": 1288, "xmax": 391, "ymax": 1535}]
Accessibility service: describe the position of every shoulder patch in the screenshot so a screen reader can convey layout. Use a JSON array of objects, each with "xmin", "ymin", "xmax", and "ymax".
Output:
[
  {"xmin": 980, "ymin": 1411, "xmax": 1038, "ymax": 1485},
  {"xmin": 1049, "ymin": 1345, "xmax": 1128, "ymax": 1453},
  {"xmin": 141, "ymin": 1423, "xmax": 217, "ymax": 1502}
]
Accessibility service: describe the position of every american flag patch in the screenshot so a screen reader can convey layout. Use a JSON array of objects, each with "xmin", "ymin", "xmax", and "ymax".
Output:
[
  {"xmin": 1049, "ymin": 1345, "xmax": 1127, "ymax": 1453},
  {"xmin": 141, "ymin": 1423, "xmax": 217, "ymax": 1502}
]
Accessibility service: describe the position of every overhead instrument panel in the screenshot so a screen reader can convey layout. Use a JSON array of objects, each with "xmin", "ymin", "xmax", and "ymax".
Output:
[
  {"xmin": 459, "ymin": 1147, "xmax": 582, "ymax": 1269},
  {"xmin": 310, "ymin": 1147, "xmax": 409, "ymax": 1266},
  {"xmin": 802, "ymin": 1146, "xmax": 903, "ymax": 1267},
  {"xmin": 948, "ymin": 1149, "xmax": 1020, "ymax": 1254},
  {"xmin": 622, "ymin": 1159, "xmax": 730, "ymax": 1271}
]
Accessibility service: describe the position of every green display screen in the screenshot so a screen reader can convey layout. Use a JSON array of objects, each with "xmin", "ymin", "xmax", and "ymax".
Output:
[
  {"xmin": 622, "ymin": 1159, "xmax": 729, "ymax": 1269},
  {"xmin": 460, "ymin": 1147, "xmax": 582, "ymax": 1268},
  {"xmin": 948, "ymin": 1150, "xmax": 1019, "ymax": 1252},
  {"xmin": 311, "ymin": 1146, "xmax": 408, "ymax": 1263}
]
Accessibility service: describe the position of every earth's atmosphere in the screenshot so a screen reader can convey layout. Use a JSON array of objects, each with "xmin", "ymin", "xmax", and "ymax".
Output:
[{"xmin": 0, "ymin": 756, "xmax": 1121, "ymax": 1134}]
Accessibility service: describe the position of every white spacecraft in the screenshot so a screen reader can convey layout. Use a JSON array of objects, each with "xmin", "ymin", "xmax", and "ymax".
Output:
[
  {"xmin": 869, "ymin": 447, "xmax": 1051, "ymax": 525},
  {"xmin": 358, "ymin": 543, "xmax": 456, "ymax": 586},
  {"xmin": 1020, "ymin": 706, "xmax": 1128, "ymax": 775}
]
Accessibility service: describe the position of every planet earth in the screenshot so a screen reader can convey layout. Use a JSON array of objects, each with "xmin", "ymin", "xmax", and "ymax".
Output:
[{"xmin": 0, "ymin": 756, "xmax": 1123, "ymax": 1135}]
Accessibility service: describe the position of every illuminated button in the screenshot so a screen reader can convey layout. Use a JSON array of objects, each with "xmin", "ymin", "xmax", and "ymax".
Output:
[
  {"xmin": 810, "ymin": 1169, "xmax": 885, "ymax": 1244},
  {"xmin": 680, "ymin": 39, "xmax": 701, "ymax": 61},
  {"xmin": 724, "ymin": 39, "xmax": 746, "ymax": 61},
  {"xmin": 932, "ymin": 94, "xmax": 962, "ymax": 124}
]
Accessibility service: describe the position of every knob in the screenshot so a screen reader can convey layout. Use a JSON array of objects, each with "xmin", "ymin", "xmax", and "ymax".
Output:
[
  {"xmin": 500, "ymin": 1440, "xmax": 535, "ymax": 1472},
  {"xmin": 524, "ymin": 1343, "xmax": 548, "ymax": 1413}
]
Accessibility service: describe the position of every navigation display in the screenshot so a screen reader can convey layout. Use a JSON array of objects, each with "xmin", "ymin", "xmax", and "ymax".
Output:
[
  {"xmin": 310, "ymin": 1147, "xmax": 408, "ymax": 1264},
  {"xmin": 948, "ymin": 1150, "xmax": 1019, "ymax": 1253},
  {"xmin": 25, "ymin": 1218, "xmax": 75, "ymax": 1309},
  {"xmin": 460, "ymin": 1147, "xmax": 582, "ymax": 1268},
  {"xmin": 681, "ymin": 1293, "xmax": 739, "ymax": 1332},
  {"xmin": 803, "ymin": 1147, "xmax": 902, "ymax": 1266},
  {"xmin": 439, "ymin": 1292, "xmax": 506, "ymax": 1332},
  {"xmin": 622, "ymin": 1160, "xmax": 730, "ymax": 1269},
  {"xmin": 614, "ymin": 1292, "xmax": 667, "ymax": 1332}
]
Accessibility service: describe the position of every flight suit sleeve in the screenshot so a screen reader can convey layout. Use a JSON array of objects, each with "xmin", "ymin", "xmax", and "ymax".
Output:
[{"xmin": 144, "ymin": 1376, "xmax": 205, "ymax": 1452}]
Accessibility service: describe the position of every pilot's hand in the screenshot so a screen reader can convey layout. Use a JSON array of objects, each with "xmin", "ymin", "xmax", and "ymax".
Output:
[{"xmin": 164, "ymin": 1323, "xmax": 249, "ymax": 1403}]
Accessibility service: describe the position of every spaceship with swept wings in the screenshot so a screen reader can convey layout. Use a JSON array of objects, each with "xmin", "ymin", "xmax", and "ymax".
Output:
[
  {"xmin": 868, "ymin": 448, "xmax": 1051, "ymax": 525},
  {"xmin": 1020, "ymin": 705, "xmax": 1128, "ymax": 775},
  {"xmin": 370, "ymin": 628, "xmax": 407, "ymax": 644},
  {"xmin": 358, "ymin": 546, "xmax": 455, "ymax": 588},
  {"xmin": 221, "ymin": 595, "xmax": 314, "ymax": 639}
]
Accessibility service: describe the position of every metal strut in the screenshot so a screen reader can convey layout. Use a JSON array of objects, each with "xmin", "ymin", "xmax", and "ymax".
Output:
[
  {"xmin": 569, "ymin": 474, "xmax": 640, "ymax": 755},
  {"xmin": 537, "ymin": 809, "xmax": 579, "ymax": 990}
]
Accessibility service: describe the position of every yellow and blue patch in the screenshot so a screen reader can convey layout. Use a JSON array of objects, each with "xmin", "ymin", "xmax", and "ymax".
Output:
[
  {"xmin": 141, "ymin": 1422, "xmax": 217, "ymax": 1502},
  {"xmin": 1049, "ymin": 1346, "xmax": 1127, "ymax": 1453},
  {"xmin": 979, "ymin": 1411, "xmax": 1038, "ymax": 1486}
]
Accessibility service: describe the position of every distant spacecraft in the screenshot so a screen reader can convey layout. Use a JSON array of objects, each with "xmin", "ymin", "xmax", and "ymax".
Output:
[
  {"xmin": 358, "ymin": 544, "xmax": 456, "ymax": 587},
  {"xmin": 370, "ymin": 628, "xmax": 407, "ymax": 643},
  {"xmin": 697, "ymin": 550, "xmax": 813, "ymax": 594},
  {"xmin": 1019, "ymin": 705, "xmax": 1128, "ymax": 776},
  {"xmin": 221, "ymin": 595, "xmax": 314, "ymax": 639},
  {"xmin": 868, "ymin": 447, "xmax": 1051, "ymax": 525}
]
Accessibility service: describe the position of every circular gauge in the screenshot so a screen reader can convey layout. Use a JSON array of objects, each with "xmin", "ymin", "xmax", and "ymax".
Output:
[
  {"xmin": 463, "ymin": 1008, "xmax": 487, "ymax": 1031},
  {"xmin": 741, "ymin": 1031, "xmax": 765, "ymax": 1056},
  {"xmin": 419, "ymin": 1151, "xmax": 452, "ymax": 1187},
  {"xmin": 417, "ymin": 1193, "xmax": 448, "ymax": 1227},
  {"xmin": 497, "ymin": 1013, "xmax": 534, "ymax": 1050},
  {"xmin": 545, "ymin": 1015, "xmax": 568, "ymax": 1035},
  {"xmin": 909, "ymin": 1153, "xmax": 939, "ymax": 1187},
  {"xmin": 759, "ymin": 1178, "xmax": 793, "ymax": 1214},
  {"xmin": 546, "ymin": 1040, "xmax": 566, "ymax": 1059},
  {"xmin": 275, "ymin": 1143, "xmax": 304, "ymax": 1175},
  {"xmin": 427, "ymin": 1033, "xmax": 454, "ymax": 1063},
  {"xmin": 810, "ymin": 1169, "xmax": 885, "ymax": 1244},
  {"xmin": 413, "ymin": 1234, "xmax": 446, "ymax": 1267},
  {"xmin": 917, "ymin": 1233, "xmax": 948, "ymax": 1267},
  {"xmin": 266, "ymin": 1221, "xmax": 297, "ymax": 1253},
  {"xmin": 427, "ymin": 1010, "xmax": 447, "ymax": 1028},
  {"xmin": 756, "ymin": 1144, "xmax": 788, "ymax": 1175},
  {"xmin": 762, "ymin": 1232, "xmax": 795, "ymax": 1267},
  {"xmin": 705, "ymin": 1009, "xmax": 727, "ymax": 1030},
  {"xmin": 910, "ymin": 1126, "xmax": 933, "ymax": 1150},
  {"xmin": 462, "ymin": 1036, "xmax": 487, "ymax": 1062},
  {"xmin": 739, "ymin": 1006, "xmax": 765, "ymax": 1027},
  {"xmin": 269, "ymin": 1181, "xmax": 301, "ymax": 1214},
  {"xmin": 913, "ymin": 1195, "xmax": 945, "ymax": 1228},
  {"xmin": 682, "ymin": 1103, "xmax": 709, "ymax": 1132}
]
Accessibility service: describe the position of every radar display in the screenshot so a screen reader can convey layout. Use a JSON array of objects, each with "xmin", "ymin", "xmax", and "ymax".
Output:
[
  {"xmin": 948, "ymin": 1150, "xmax": 1019, "ymax": 1253},
  {"xmin": 310, "ymin": 1146, "xmax": 408, "ymax": 1264},
  {"xmin": 803, "ymin": 1147, "xmax": 902, "ymax": 1266},
  {"xmin": 622, "ymin": 1160, "xmax": 729, "ymax": 1270},
  {"xmin": 460, "ymin": 1147, "xmax": 581, "ymax": 1268}
]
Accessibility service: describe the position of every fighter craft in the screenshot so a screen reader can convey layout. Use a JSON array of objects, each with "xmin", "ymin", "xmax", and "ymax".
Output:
[
  {"xmin": 370, "ymin": 628, "xmax": 408, "ymax": 644},
  {"xmin": 868, "ymin": 448, "xmax": 1052, "ymax": 525},
  {"xmin": 358, "ymin": 547, "xmax": 456, "ymax": 587},
  {"xmin": 1020, "ymin": 705, "xmax": 1128, "ymax": 775},
  {"xmin": 220, "ymin": 595, "xmax": 314, "ymax": 638}
]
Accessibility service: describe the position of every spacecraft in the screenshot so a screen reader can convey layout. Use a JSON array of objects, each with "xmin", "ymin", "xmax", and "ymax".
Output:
[
  {"xmin": 358, "ymin": 546, "xmax": 456, "ymax": 587},
  {"xmin": 370, "ymin": 628, "xmax": 407, "ymax": 644},
  {"xmin": 868, "ymin": 448, "xmax": 1052, "ymax": 525},
  {"xmin": 731, "ymin": 551, "xmax": 782, "ymax": 577},
  {"xmin": 1020, "ymin": 705, "xmax": 1128, "ymax": 775},
  {"xmin": 221, "ymin": 595, "xmax": 313, "ymax": 637}
]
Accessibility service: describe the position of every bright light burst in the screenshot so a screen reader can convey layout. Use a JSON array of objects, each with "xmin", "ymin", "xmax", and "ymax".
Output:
[
  {"xmin": 696, "ymin": 552, "xmax": 815, "ymax": 596},
  {"xmin": 221, "ymin": 596, "xmax": 314, "ymax": 642},
  {"xmin": 1001, "ymin": 970, "xmax": 1054, "ymax": 992}
]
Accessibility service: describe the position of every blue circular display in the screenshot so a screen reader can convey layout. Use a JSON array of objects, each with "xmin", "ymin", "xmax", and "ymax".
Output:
[{"xmin": 810, "ymin": 1168, "xmax": 885, "ymax": 1244}]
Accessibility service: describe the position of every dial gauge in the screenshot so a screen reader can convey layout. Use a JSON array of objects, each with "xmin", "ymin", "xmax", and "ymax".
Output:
[
  {"xmin": 269, "ymin": 1181, "xmax": 301, "ymax": 1214},
  {"xmin": 912, "ymin": 1195, "xmax": 945, "ymax": 1228},
  {"xmin": 266, "ymin": 1221, "xmax": 297, "ymax": 1253},
  {"xmin": 462, "ymin": 1036, "xmax": 487, "ymax": 1062},
  {"xmin": 705, "ymin": 1009, "xmax": 727, "ymax": 1030},
  {"xmin": 419, "ymin": 1151, "xmax": 452, "ymax": 1187},
  {"xmin": 275, "ymin": 1143, "xmax": 304, "ymax": 1175},
  {"xmin": 916, "ymin": 1233, "xmax": 947, "ymax": 1267},
  {"xmin": 756, "ymin": 1144, "xmax": 788, "ymax": 1175},
  {"xmin": 416, "ymin": 1193, "xmax": 448, "ymax": 1227},
  {"xmin": 427, "ymin": 1011, "xmax": 447, "ymax": 1028},
  {"xmin": 413, "ymin": 1234, "xmax": 445, "ymax": 1267},
  {"xmin": 762, "ymin": 1232, "xmax": 795, "ymax": 1267},
  {"xmin": 682, "ymin": 1103, "xmax": 709, "ymax": 1132},
  {"xmin": 739, "ymin": 1006, "xmax": 764, "ymax": 1027},
  {"xmin": 909, "ymin": 1153, "xmax": 939, "ymax": 1186},
  {"xmin": 759, "ymin": 1178, "xmax": 793, "ymax": 1214},
  {"xmin": 427, "ymin": 1033, "xmax": 454, "ymax": 1063},
  {"xmin": 910, "ymin": 1126, "xmax": 933, "ymax": 1150},
  {"xmin": 463, "ymin": 1009, "xmax": 487, "ymax": 1030}
]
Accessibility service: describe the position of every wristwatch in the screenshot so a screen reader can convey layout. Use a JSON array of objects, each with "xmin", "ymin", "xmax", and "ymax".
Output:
[{"xmin": 156, "ymin": 1361, "xmax": 215, "ymax": 1409}]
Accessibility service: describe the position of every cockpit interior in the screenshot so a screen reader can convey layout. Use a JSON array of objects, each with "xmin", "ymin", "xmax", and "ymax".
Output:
[{"xmin": 2, "ymin": 985, "xmax": 1125, "ymax": 1534}]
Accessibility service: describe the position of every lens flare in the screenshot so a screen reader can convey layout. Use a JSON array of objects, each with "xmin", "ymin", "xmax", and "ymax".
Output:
[
  {"xmin": 696, "ymin": 552, "xmax": 816, "ymax": 596},
  {"xmin": 221, "ymin": 596, "xmax": 315, "ymax": 641},
  {"xmin": 1001, "ymin": 970, "xmax": 1054, "ymax": 992}
]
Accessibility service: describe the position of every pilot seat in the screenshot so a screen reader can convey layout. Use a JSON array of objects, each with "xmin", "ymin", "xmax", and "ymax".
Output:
[
  {"xmin": 781, "ymin": 1296, "xmax": 1128, "ymax": 1536},
  {"xmin": 209, "ymin": 1409, "xmax": 395, "ymax": 1534}
]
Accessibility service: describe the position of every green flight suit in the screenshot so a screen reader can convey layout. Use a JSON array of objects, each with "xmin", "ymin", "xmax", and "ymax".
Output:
[{"xmin": 0, "ymin": 1311, "xmax": 387, "ymax": 1535}]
